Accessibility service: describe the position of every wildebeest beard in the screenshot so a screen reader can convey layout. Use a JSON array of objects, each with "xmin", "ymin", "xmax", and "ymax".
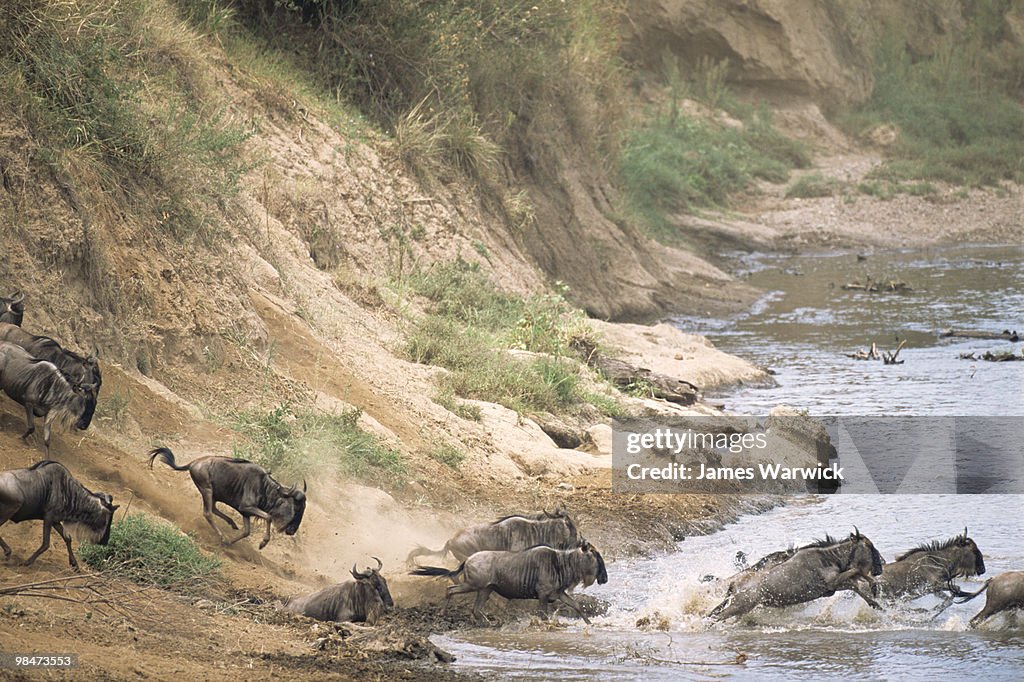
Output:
[
  {"xmin": 63, "ymin": 496, "xmax": 115, "ymax": 545},
  {"xmin": 277, "ymin": 494, "xmax": 306, "ymax": 535}
]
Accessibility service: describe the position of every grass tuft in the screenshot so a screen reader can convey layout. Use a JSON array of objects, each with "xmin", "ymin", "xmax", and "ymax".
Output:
[{"xmin": 79, "ymin": 514, "xmax": 221, "ymax": 593}]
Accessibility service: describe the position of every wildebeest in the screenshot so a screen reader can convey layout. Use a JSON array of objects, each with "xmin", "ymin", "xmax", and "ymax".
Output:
[
  {"xmin": 708, "ymin": 530, "xmax": 885, "ymax": 621},
  {"xmin": 411, "ymin": 542, "xmax": 609, "ymax": 624},
  {"xmin": 0, "ymin": 342, "xmax": 98, "ymax": 455},
  {"xmin": 717, "ymin": 537, "xmax": 838, "ymax": 600},
  {"xmin": 283, "ymin": 558, "xmax": 394, "ymax": 625},
  {"xmin": 407, "ymin": 507, "xmax": 580, "ymax": 565},
  {"xmin": 148, "ymin": 447, "xmax": 306, "ymax": 549},
  {"xmin": 876, "ymin": 529, "xmax": 985, "ymax": 613},
  {"xmin": 957, "ymin": 571, "xmax": 1024, "ymax": 628},
  {"xmin": 0, "ymin": 291, "xmax": 24, "ymax": 326},
  {"xmin": 0, "ymin": 322, "xmax": 101, "ymax": 393},
  {"xmin": 0, "ymin": 460, "xmax": 117, "ymax": 568}
]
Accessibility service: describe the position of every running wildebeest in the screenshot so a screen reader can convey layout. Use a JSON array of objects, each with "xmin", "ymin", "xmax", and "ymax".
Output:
[
  {"xmin": 147, "ymin": 447, "xmax": 306, "ymax": 549},
  {"xmin": 717, "ymin": 537, "xmax": 840, "ymax": 600},
  {"xmin": 0, "ymin": 322, "xmax": 101, "ymax": 392},
  {"xmin": 411, "ymin": 541, "xmax": 609, "ymax": 624},
  {"xmin": 0, "ymin": 460, "xmax": 117, "ymax": 569},
  {"xmin": 876, "ymin": 528, "xmax": 985, "ymax": 613},
  {"xmin": 0, "ymin": 342, "xmax": 98, "ymax": 455},
  {"xmin": 708, "ymin": 529, "xmax": 885, "ymax": 621},
  {"xmin": 957, "ymin": 571, "xmax": 1024, "ymax": 628},
  {"xmin": 283, "ymin": 558, "xmax": 394, "ymax": 625},
  {"xmin": 407, "ymin": 506, "xmax": 580, "ymax": 565},
  {"xmin": 0, "ymin": 291, "xmax": 24, "ymax": 326}
]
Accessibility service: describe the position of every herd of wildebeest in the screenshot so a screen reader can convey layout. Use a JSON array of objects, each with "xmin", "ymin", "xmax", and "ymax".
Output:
[{"xmin": 0, "ymin": 289, "xmax": 1022, "ymax": 631}]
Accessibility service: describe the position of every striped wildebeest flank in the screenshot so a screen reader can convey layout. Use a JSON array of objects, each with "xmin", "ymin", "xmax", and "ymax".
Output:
[
  {"xmin": 0, "ymin": 291, "xmax": 24, "ymax": 326},
  {"xmin": 875, "ymin": 528, "xmax": 986, "ymax": 614},
  {"xmin": 0, "ymin": 322, "xmax": 101, "ymax": 394},
  {"xmin": 411, "ymin": 541, "xmax": 609, "ymax": 624},
  {"xmin": 0, "ymin": 342, "xmax": 99, "ymax": 455},
  {"xmin": 406, "ymin": 505, "xmax": 580, "ymax": 565},
  {"xmin": 147, "ymin": 447, "xmax": 306, "ymax": 549},
  {"xmin": 708, "ymin": 529, "xmax": 885, "ymax": 621},
  {"xmin": 283, "ymin": 558, "xmax": 395, "ymax": 625},
  {"xmin": 957, "ymin": 571, "xmax": 1024, "ymax": 628},
  {"xmin": 0, "ymin": 460, "xmax": 118, "ymax": 569}
]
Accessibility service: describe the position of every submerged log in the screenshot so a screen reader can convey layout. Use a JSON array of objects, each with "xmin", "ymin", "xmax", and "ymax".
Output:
[
  {"xmin": 959, "ymin": 349, "xmax": 1024, "ymax": 362},
  {"xmin": 841, "ymin": 279, "xmax": 912, "ymax": 293},
  {"xmin": 846, "ymin": 340, "xmax": 905, "ymax": 364},
  {"xmin": 942, "ymin": 329, "xmax": 1019, "ymax": 342},
  {"xmin": 882, "ymin": 340, "xmax": 906, "ymax": 365}
]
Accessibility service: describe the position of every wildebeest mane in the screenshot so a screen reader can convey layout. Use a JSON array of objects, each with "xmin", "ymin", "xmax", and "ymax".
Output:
[{"xmin": 896, "ymin": 535, "xmax": 968, "ymax": 562}]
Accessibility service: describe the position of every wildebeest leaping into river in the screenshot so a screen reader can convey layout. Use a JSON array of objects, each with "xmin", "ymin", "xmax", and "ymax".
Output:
[
  {"xmin": 0, "ymin": 460, "xmax": 118, "ymax": 569},
  {"xmin": 412, "ymin": 541, "xmax": 608, "ymax": 624},
  {"xmin": 407, "ymin": 506, "xmax": 580, "ymax": 565},
  {"xmin": 956, "ymin": 571, "xmax": 1024, "ymax": 628},
  {"xmin": 148, "ymin": 447, "xmax": 306, "ymax": 549},
  {"xmin": 0, "ymin": 341, "xmax": 98, "ymax": 455},
  {"xmin": 708, "ymin": 529, "xmax": 885, "ymax": 621},
  {"xmin": 875, "ymin": 528, "xmax": 985, "ymax": 615}
]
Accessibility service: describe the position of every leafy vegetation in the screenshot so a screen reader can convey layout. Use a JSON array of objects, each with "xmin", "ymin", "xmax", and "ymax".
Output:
[
  {"xmin": 0, "ymin": 0, "xmax": 252, "ymax": 240},
  {"xmin": 786, "ymin": 173, "xmax": 844, "ymax": 199},
  {"xmin": 232, "ymin": 403, "xmax": 405, "ymax": 484},
  {"xmin": 620, "ymin": 108, "xmax": 809, "ymax": 238},
  {"xmin": 427, "ymin": 442, "xmax": 467, "ymax": 469},
  {"xmin": 405, "ymin": 259, "xmax": 604, "ymax": 416},
  {"xmin": 843, "ymin": 6, "xmax": 1024, "ymax": 186},
  {"xmin": 79, "ymin": 514, "xmax": 221, "ymax": 593}
]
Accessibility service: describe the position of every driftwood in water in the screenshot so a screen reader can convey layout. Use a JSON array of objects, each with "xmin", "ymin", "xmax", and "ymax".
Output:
[
  {"xmin": 959, "ymin": 349, "xmax": 1024, "ymax": 362},
  {"xmin": 882, "ymin": 340, "xmax": 906, "ymax": 365},
  {"xmin": 571, "ymin": 339, "xmax": 699, "ymax": 405},
  {"xmin": 942, "ymin": 329, "xmax": 1019, "ymax": 342},
  {"xmin": 847, "ymin": 340, "xmax": 905, "ymax": 364},
  {"xmin": 841, "ymin": 278, "xmax": 912, "ymax": 293}
]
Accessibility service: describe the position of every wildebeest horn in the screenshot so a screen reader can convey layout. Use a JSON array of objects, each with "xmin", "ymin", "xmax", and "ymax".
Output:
[
  {"xmin": 302, "ymin": 479, "xmax": 307, "ymax": 493},
  {"xmin": 11, "ymin": 291, "xmax": 24, "ymax": 305},
  {"xmin": 853, "ymin": 526, "xmax": 860, "ymax": 538},
  {"xmin": 284, "ymin": 483, "xmax": 298, "ymax": 497},
  {"xmin": 352, "ymin": 562, "xmax": 370, "ymax": 579},
  {"xmin": 373, "ymin": 556, "xmax": 383, "ymax": 571},
  {"xmin": 963, "ymin": 526, "xmax": 968, "ymax": 538}
]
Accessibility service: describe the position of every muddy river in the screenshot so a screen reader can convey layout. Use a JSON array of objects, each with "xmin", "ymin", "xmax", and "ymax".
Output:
[{"xmin": 434, "ymin": 245, "xmax": 1024, "ymax": 680}]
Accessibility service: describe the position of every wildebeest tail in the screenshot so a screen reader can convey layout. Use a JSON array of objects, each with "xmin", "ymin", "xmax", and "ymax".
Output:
[
  {"xmin": 147, "ymin": 447, "xmax": 191, "ymax": 471},
  {"xmin": 410, "ymin": 563, "xmax": 465, "ymax": 579},
  {"xmin": 406, "ymin": 542, "xmax": 449, "ymax": 565},
  {"xmin": 954, "ymin": 579, "xmax": 991, "ymax": 603}
]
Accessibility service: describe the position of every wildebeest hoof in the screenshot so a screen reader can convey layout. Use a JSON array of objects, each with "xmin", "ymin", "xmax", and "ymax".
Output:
[{"xmin": 258, "ymin": 540, "xmax": 269, "ymax": 550}]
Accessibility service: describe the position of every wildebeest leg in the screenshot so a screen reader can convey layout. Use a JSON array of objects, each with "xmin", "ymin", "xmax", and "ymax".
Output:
[
  {"xmin": 199, "ymin": 488, "xmax": 227, "ymax": 543},
  {"xmin": 0, "ymin": 536, "xmax": 10, "ymax": 559},
  {"xmin": 52, "ymin": 521, "xmax": 78, "ymax": 570},
  {"xmin": 23, "ymin": 519, "xmax": 53, "ymax": 566},
  {"xmin": 227, "ymin": 506, "xmax": 272, "ymax": 548},
  {"xmin": 847, "ymin": 576, "xmax": 882, "ymax": 610},
  {"xmin": 929, "ymin": 595, "xmax": 956, "ymax": 621},
  {"xmin": 211, "ymin": 504, "xmax": 239, "ymax": 530},
  {"xmin": 0, "ymin": 505, "xmax": 16, "ymax": 559},
  {"xmin": 970, "ymin": 603, "xmax": 1000, "ymax": 628},
  {"xmin": 21, "ymin": 404, "xmax": 35, "ymax": 442},
  {"xmin": 707, "ymin": 596, "xmax": 731, "ymax": 620},
  {"xmin": 443, "ymin": 582, "xmax": 480, "ymax": 617},
  {"xmin": 710, "ymin": 592, "xmax": 757, "ymax": 622},
  {"xmin": 555, "ymin": 590, "xmax": 592, "ymax": 625},
  {"xmin": 471, "ymin": 586, "xmax": 494, "ymax": 624},
  {"xmin": 42, "ymin": 414, "xmax": 54, "ymax": 457}
]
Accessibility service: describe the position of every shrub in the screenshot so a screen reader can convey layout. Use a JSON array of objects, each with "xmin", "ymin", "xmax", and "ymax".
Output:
[
  {"xmin": 786, "ymin": 173, "xmax": 843, "ymax": 199},
  {"xmin": 79, "ymin": 514, "xmax": 221, "ymax": 593}
]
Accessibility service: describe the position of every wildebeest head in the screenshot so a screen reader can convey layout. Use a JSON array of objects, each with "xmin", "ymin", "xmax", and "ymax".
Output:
[
  {"xmin": 0, "ymin": 291, "xmax": 24, "ymax": 326},
  {"xmin": 351, "ymin": 557, "xmax": 394, "ymax": 610},
  {"xmin": 70, "ymin": 381, "xmax": 99, "ymax": 431},
  {"xmin": 956, "ymin": 527, "xmax": 986, "ymax": 576},
  {"xmin": 850, "ymin": 527, "xmax": 884, "ymax": 577},
  {"xmin": 66, "ymin": 490, "xmax": 119, "ymax": 547},
  {"xmin": 268, "ymin": 478, "xmax": 306, "ymax": 535},
  {"xmin": 579, "ymin": 541, "xmax": 608, "ymax": 586}
]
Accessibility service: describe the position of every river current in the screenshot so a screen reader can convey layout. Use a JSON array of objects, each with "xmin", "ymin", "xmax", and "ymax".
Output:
[{"xmin": 434, "ymin": 245, "xmax": 1024, "ymax": 680}]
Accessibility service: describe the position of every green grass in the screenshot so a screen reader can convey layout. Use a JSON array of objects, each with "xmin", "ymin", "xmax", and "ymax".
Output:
[
  {"xmin": 0, "ymin": 0, "xmax": 252, "ymax": 241},
  {"xmin": 620, "ymin": 109, "xmax": 809, "ymax": 238},
  {"xmin": 842, "ymin": 19, "xmax": 1024, "ymax": 187},
  {"xmin": 79, "ymin": 514, "xmax": 221, "ymax": 593},
  {"xmin": 427, "ymin": 442, "xmax": 467, "ymax": 469},
  {"xmin": 232, "ymin": 404, "xmax": 405, "ymax": 485},
  {"xmin": 405, "ymin": 259, "xmax": 609, "ymax": 416},
  {"xmin": 785, "ymin": 172, "xmax": 843, "ymax": 199}
]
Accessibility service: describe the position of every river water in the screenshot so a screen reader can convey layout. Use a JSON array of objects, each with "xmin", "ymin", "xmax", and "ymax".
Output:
[{"xmin": 434, "ymin": 245, "xmax": 1024, "ymax": 680}]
